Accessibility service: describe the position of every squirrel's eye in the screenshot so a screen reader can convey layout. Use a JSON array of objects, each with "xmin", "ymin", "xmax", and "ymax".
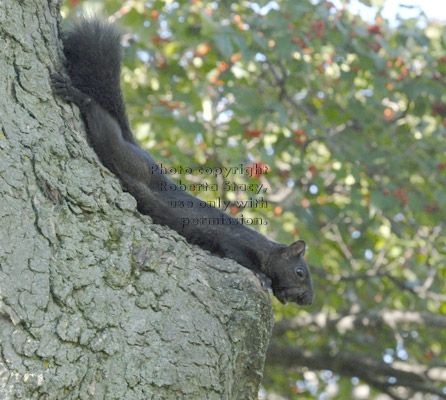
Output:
[{"xmin": 295, "ymin": 267, "xmax": 306, "ymax": 278}]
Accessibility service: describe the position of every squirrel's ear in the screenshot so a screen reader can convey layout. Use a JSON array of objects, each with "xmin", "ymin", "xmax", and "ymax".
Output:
[{"xmin": 281, "ymin": 240, "xmax": 306, "ymax": 259}]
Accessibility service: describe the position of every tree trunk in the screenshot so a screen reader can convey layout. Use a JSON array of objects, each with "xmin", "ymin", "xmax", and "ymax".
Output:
[{"xmin": 0, "ymin": 2, "xmax": 274, "ymax": 399}]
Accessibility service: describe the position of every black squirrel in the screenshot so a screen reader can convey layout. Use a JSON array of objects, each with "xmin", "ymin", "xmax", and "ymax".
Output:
[{"xmin": 51, "ymin": 19, "xmax": 313, "ymax": 305}]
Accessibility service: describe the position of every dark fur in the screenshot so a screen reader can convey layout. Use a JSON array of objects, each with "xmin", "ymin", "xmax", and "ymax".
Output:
[{"xmin": 52, "ymin": 19, "xmax": 313, "ymax": 305}]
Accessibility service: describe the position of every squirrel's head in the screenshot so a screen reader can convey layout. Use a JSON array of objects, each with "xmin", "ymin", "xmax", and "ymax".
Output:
[{"xmin": 270, "ymin": 240, "xmax": 313, "ymax": 305}]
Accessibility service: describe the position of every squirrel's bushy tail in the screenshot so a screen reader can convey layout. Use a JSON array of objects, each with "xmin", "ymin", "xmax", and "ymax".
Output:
[{"xmin": 63, "ymin": 18, "xmax": 131, "ymax": 136}]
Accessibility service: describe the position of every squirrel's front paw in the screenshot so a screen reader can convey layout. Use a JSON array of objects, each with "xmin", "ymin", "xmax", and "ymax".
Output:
[
  {"xmin": 253, "ymin": 270, "xmax": 272, "ymax": 291},
  {"xmin": 51, "ymin": 73, "xmax": 73, "ymax": 98},
  {"xmin": 51, "ymin": 73, "xmax": 91, "ymax": 107}
]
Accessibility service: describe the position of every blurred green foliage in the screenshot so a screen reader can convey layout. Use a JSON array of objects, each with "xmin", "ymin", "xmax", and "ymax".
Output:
[{"xmin": 62, "ymin": 0, "xmax": 446, "ymax": 398}]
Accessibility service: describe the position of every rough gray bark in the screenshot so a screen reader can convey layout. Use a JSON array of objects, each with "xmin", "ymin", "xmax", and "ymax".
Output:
[{"xmin": 0, "ymin": 2, "xmax": 274, "ymax": 399}]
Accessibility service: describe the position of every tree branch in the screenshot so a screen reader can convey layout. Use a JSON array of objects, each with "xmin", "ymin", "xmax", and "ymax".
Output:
[
  {"xmin": 266, "ymin": 346, "xmax": 446, "ymax": 399},
  {"xmin": 312, "ymin": 265, "xmax": 446, "ymax": 303},
  {"xmin": 273, "ymin": 309, "xmax": 446, "ymax": 335}
]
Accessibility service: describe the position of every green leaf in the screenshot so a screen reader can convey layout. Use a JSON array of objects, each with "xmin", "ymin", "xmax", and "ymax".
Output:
[{"xmin": 213, "ymin": 34, "xmax": 234, "ymax": 59}]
